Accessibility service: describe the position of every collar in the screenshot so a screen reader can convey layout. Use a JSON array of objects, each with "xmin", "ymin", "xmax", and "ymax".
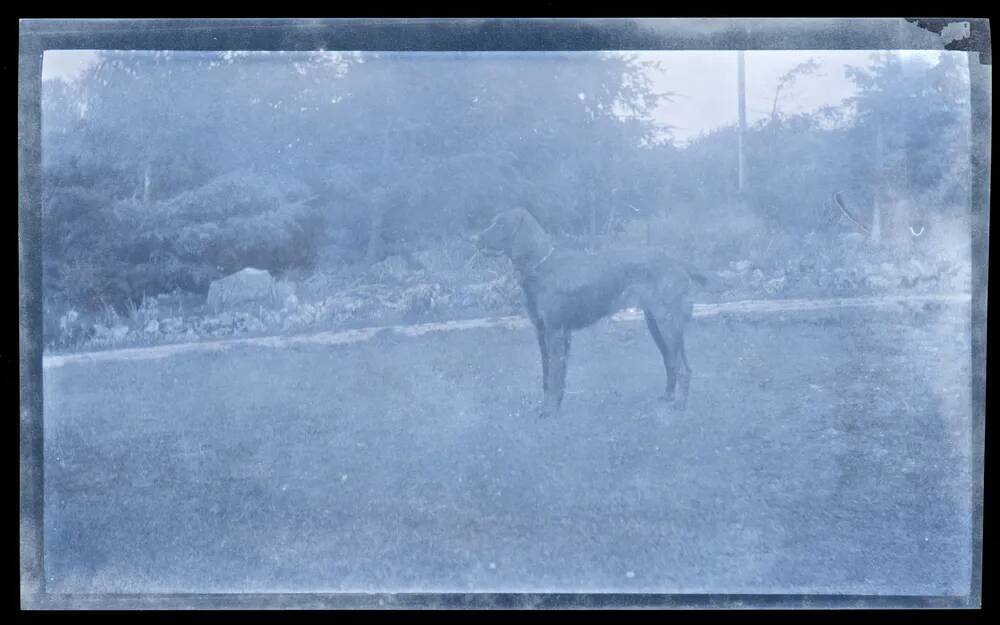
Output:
[{"xmin": 532, "ymin": 245, "xmax": 555, "ymax": 271}]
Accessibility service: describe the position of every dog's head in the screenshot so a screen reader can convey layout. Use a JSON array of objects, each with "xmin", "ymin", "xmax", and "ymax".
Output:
[{"xmin": 471, "ymin": 208, "xmax": 533, "ymax": 257}]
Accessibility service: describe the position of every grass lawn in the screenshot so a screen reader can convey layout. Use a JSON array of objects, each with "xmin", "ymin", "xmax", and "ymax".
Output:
[{"xmin": 42, "ymin": 304, "xmax": 974, "ymax": 595}]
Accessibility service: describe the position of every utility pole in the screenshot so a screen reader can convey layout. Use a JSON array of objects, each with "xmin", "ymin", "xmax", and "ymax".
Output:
[
  {"xmin": 366, "ymin": 91, "xmax": 393, "ymax": 265},
  {"xmin": 871, "ymin": 121, "xmax": 883, "ymax": 246},
  {"xmin": 737, "ymin": 50, "xmax": 747, "ymax": 196}
]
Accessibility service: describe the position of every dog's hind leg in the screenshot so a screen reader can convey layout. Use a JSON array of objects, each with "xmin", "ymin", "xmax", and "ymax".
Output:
[
  {"xmin": 672, "ymin": 331, "xmax": 692, "ymax": 410},
  {"xmin": 645, "ymin": 300, "xmax": 691, "ymax": 410},
  {"xmin": 534, "ymin": 323, "xmax": 549, "ymax": 394},
  {"xmin": 644, "ymin": 309, "xmax": 677, "ymax": 402}
]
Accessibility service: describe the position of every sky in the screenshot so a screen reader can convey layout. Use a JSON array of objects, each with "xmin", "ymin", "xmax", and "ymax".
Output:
[
  {"xmin": 637, "ymin": 50, "xmax": 875, "ymax": 144},
  {"xmin": 42, "ymin": 49, "xmax": 949, "ymax": 146}
]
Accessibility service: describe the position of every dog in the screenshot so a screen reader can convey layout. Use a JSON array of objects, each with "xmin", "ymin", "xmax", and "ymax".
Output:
[{"xmin": 472, "ymin": 208, "xmax": 707, "ymax": 418}]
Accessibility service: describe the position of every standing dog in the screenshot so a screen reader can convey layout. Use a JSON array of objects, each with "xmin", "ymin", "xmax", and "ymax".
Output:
[{"xmin": 473, "ymin": 208, "xmax": 706, "ymax": 418}]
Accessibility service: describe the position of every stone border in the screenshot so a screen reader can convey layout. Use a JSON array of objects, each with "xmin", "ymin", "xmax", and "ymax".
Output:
[{"xmin": 42, "ymin": 293, "xmax": 972, "ymax": 369}]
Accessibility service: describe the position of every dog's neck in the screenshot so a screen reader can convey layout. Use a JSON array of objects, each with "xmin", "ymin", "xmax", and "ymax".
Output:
[{"xmin": 509, "ymin": 220, "xmax": 555, "ymax": 276}]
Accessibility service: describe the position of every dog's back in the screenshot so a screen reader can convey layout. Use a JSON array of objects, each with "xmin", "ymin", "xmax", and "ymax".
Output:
[{"xmin": 526, "ymin": 247, "xmax": 702, "ymax": 331}]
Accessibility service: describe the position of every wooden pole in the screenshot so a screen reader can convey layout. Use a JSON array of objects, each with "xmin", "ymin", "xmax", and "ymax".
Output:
[{"xmin": 737, "ymin": 50, "xmax": 747, "ymax": 195}]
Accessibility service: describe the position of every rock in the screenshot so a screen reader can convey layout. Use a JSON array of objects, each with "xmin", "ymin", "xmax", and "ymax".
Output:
[
  {"xmin": 951, "ymin": 263, "xmax": 972, "ymax": 289},
  {"xmin": 460, "ymin": 279, "xmax": 519, "ymax": 312},
  {"xmin": 206, "ymin": 267, "xmax": 277, "ymax": 312},
  {"xmin": 111, "ymin": 325, "xmax": 130, "ymax": 341},
  {"xmin": 161, "ymin": 317, "xmax": 185, "ymax": 334},
  {"xmin": 215, "ymin": 311, "xmax": 264, "ymax": 335},
  {"xmin": 909, "ymin": 257, "xmax": 932, "ymax": 277},
  {"xmin": 199, "ymin": 317, "xmax": 219, "ymax": 332},
  {"xmin": 763, "ymin": 276, "xmax": 786, "ymax": 294},
  {"xmin": 413, "ymin": 248, "xmax": 453, "ymax": 273},
  {"xmin": 89, "ymin": 324, "xmax": 114, "ymax": 346},
  {"xmin": 366, "ymin": 255, "xmax": 410, "ymax": 284},
  {"xmin": 867, "ymin": 275, "xmax": 895, "ymax": 290},
  {"xmin": 244, "ymin": 317, "xmax": 266, "ymax": 334},
  {"xmin": 143, "ymin": 319, "xmax": 160, "ymax": 334},
  {"xmin": 274, "ymin": 280, "xmax": 299, "ymax": 309},
  {"xmin": 59, "ymin": 309, "xmax": 80, "ymax": 332},
  {"xmin": 282, "ymin": 313, "xmax": 310, "ymax": 331},
  {"xmin": 404, "ymin": 283, "xmax": 443, "ymax": 316},
  {"xmin": 731, "ymin": 259, "xmax": 752, "ymax": 273},
  {"xmin": 260, "ymin": 310, "xmax": 280, "ymax": 326},
  {"xmin": 326, "ymin": 294, "xmax": 365, "ymax": 320},
  {"xmin": 715, "ymin": 269, "xmax": 737, "ymax": 280}
]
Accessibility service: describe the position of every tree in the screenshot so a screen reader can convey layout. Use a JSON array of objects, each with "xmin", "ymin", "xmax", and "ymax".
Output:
[
  {"xmin": 315, "ymin": 51, "xmax": 668, "ymax": 253},
  {"xmin": 41, "ymin": 48, "xmax": 668, "ymax": 321},
  {"xmin": 41, "ymin": 51, "xmax": 335, "ymax": 310},
  {"xmin": 769, "ymin": 58, "xmax": 821, "ymax": 124},
  {"xmin": 845, "ymin": 51, "xmax": 971, "ymax": 243}
]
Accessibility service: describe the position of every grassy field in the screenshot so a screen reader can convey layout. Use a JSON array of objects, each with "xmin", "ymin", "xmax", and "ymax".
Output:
[{"xmin": 42, "ymin": 303, "xmax": 974, "ymax": 595}]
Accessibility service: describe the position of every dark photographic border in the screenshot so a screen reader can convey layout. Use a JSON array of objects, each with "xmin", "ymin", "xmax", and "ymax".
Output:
[{"xmin": 18, "ymin": 17, "xmax": 991, "ymax": 610}]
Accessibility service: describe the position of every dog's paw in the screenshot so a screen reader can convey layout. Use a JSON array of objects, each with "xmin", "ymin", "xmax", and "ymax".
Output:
[
  {"xmin": 536, "ymin": 402, "xmax": 560, "ymax": 419},
  {"xmin": 657, "ymin": 394, "xmax": 687, "ymax": 411}
]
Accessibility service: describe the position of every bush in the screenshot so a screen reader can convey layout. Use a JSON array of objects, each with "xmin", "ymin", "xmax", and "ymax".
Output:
[{"xmin": 42, "ymin": 168, "xmax": 325, "ymax": 335}]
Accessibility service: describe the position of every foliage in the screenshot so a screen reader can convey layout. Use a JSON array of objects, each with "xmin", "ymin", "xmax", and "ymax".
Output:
[{"xmin": 40, "ymin": 49, "xmax": 974, "ymax": 345}]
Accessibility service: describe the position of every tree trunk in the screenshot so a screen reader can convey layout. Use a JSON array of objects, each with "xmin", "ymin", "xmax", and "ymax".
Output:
[
  {"xmin": 871, "ymin": 200, "xmax": 882, "ymax": 244},
  {"xmin": 366, "ymin": 108, "xmax": 394, "ymax": 265},
  {"xmin": 589, "ymin": 186, "xmax": 598, "ymax": 250},
  {"xmin": 365, "ymin": 202, "xmax": 384, "ymax": 265},
  {"xmin": 588, "ymin": 146, "xmax": 600, "ymax": 251},
  {"xmin": 770, "ymin": 84, "xmax": 782, "ymax": 125},
  {"xmin": 872, "ymin": 122, "xmax": 884, "ymax": 246}
]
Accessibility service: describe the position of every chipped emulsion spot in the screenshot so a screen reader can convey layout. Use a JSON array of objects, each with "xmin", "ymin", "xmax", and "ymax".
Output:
[
  {"xmin": 907, "ymin": 19, "xmax": 973, "ymax": 50},
  {"xmin": 939, "ymin": 22, "xmax": 972, "ymax": 47}
]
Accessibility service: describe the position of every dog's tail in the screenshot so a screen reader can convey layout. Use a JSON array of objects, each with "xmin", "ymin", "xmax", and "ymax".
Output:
[
  {"xmin": 688, "ymin": 271, "xmax": 709, "ymax": 286},
  {"xmin": 631, "ymin": 252, "xmax": 711, "ymax": 289},
  {"xmin": 668, "ymin": 257, "xmax": 709, "ymax": 288},
  {"xmin": 684, "ymin": 266, "xmax": 710, "ymax": 287}
]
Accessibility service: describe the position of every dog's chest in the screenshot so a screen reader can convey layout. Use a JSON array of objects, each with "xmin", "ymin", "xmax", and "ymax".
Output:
[{"xmin": 524, "ymin": 272, "xmax": 629, "ymax": 329}]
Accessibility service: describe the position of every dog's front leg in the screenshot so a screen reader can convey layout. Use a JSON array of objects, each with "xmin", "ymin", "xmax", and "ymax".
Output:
[{"xmin": 539, "ymin": 327, "xmax": 570, "ymax": 418}]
